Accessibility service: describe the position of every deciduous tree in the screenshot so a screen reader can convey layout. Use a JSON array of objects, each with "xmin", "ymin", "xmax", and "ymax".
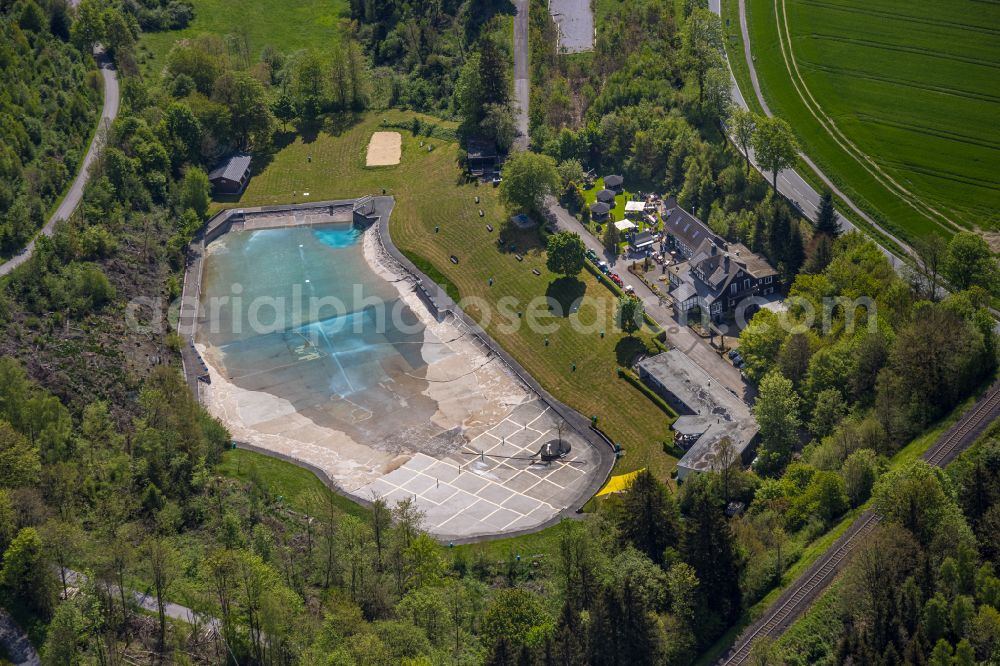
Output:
[
  {"xmin": 499, "ymin": 151, "xmax": 559, "ymax": 214},
  {"xmin": 729, "ymin": 107, "xmax": 756, "ymax": 175},
  {"xmin": 752, "ymin": 117, "xmax": 798, "ymax": 191},
  {"xmin": 615, "ymin": 295, "xmax": 645, "ymax": 336},
  {"xmin": 681, "ymin": 8, "xmax": 724, "ymax": 108},
  {"xmin": 754, "ymin": 371, "xmax": 801, "ymax": 476},
  {"xmin": 546, "ymin": 231, "xmax": 586, "ymax": 278}
]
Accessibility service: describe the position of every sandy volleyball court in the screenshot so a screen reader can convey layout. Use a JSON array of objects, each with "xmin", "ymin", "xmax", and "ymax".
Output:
[{"xmin": 365, "ymin": 131, "xmax": 402, "ymax": 166}]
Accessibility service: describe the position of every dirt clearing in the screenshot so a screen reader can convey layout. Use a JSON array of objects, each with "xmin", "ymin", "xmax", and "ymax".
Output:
[{"xmin": 366, "ymin": 131, "xmax": 401, "ymax": 166}]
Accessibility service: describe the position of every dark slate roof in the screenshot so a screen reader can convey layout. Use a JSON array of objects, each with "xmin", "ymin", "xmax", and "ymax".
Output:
[
  {"xmin": 596, "ymin": 189, "xmax": 616, "ymax": 203},
  {"xmin": 662, "ymin": 204, "xmax": 723, "ymax": 252},
  {"xmin": 603, "ymin": 174, "xmax": 623, "ymax": 189},
  {"xmin": 591, "ymin": 202, "xmax": 611, "ymax": 215},
  {"xmin": 209, "ymin": 154, "xmax": 252, "ymax": 182},
  {"xmin": 466, "ymin": 139, "xmax": 498, "ymax": 160},
  {"xmin": 631, "ymin": 230, "xmax": 655, "ymax": 248}
]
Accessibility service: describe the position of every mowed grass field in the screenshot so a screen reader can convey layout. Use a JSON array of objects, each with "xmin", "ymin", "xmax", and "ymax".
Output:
[
  {"xmin": 227, "ymin": 112, "xmax": 678, "ymax": 480},
  {"xmin": 138, "ymin": 0, "xmax": 348, "ymax": 74},
  {"xmin": 746, "ymin": 0, "xmax": 1000, "ymax": 240}
]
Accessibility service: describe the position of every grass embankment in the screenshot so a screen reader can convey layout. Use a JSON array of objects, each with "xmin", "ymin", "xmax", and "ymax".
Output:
[
  {"xmin": 228, "ymin": 111, "xmax": 677, "ymax": 479},
  {"xmin": 217, "ymin": 449, "xmax": 370, "ymax": 519},
  {"xmin": 743, "ymin": 0, "xmax": 1000, "ymax": 240},
  {"xmin": 138, "ymin": 0, "xmax": 349, "ymax": 74}
]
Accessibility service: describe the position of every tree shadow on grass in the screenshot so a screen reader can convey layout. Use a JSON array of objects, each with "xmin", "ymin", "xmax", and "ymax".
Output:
[
  {"xmin": 615, "ymin": 335, "xmax": 651, "ymax": 368},
  {"xmin": 497, "ymin": 221, "xmax": 545, "ymax": 255},
  {"xmin": 545, "ymin": 277, "xmax": 586, "ymax": 317}
]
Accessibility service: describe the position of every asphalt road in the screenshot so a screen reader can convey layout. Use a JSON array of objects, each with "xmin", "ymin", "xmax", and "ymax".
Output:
[
  {"xmin": 708, "ymin": 0, "xmax": 911, "ymax": 270},
  {"xmin": 513, "ymin": 0, "xmax": 530, "ymax": 150},
  {"xmin": 0, "ymin": 47, "xmax": 120, "ymax": 278},
  {"xmin": 545, "ymin": 198, "xmax": 748, "ymax": 399}
]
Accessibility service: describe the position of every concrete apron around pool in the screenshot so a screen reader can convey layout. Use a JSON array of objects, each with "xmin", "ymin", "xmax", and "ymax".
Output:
[{"xmin": 186, "ymin": 198, "xmax": 610, "ymax": 541}]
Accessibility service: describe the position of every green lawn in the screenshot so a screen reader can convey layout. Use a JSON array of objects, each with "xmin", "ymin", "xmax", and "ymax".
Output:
[
  {"xmin": 217, "ymin": 448, "xmax": 370, "ymax": 518},
  {"xmin": 138, "ymin": 0, "xmax": 349, "ymax": 74},
  {"xmin": 225, "ymin": 111, "xmax": 678, "ymax": 480},
  {"xmin": 744, "ymin": 0, "xmax": 1000, "ymax": 241}
]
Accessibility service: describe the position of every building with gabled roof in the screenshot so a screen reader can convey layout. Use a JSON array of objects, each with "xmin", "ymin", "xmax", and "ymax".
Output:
[
  {"xmin": 209, "ymin": 154, "xmax": 252, "ymax": 194},
  {"xmin": 636, "ymin": 350, "xmax": 758, "ymax": 481},
  {"xmin": 661, "ymin": 197, "xmax": 724, "ymax": 258},
  {"xmin": 662, "ymin": 202, "xmax": 779, "ymax": 322}
]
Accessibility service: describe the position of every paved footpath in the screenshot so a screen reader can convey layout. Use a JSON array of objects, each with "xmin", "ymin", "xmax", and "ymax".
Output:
[
  {"xmin": 512, "ymin": 0, "xmax": 530, "ymax": 149},
  {"xmin": 0, "ymin": 47, "xmax": 120, "ymax": 277}
]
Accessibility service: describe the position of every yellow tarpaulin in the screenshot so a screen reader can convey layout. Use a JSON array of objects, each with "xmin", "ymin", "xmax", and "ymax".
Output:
[{"xmin": 596, "ymin": 468, "xmax": 644, "ymax": 497}]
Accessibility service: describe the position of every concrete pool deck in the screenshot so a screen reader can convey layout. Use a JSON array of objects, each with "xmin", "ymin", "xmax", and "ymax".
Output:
[{"xmin": 181, "ymin": 198, "xmax": 615, "ymax": 542}]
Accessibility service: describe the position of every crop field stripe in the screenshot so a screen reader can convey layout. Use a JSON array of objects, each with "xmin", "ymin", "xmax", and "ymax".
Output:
[
  {"xmin": 805, "ymin": 63, "xmax": 1000, "ymax": 105},
  {"xmin": 800, "ymin": 0, "xmax": 1000, "ymax": 37},
  {"xmin": 809, "ymin": 34, "xmax": 1000, "ymax": 70},
  {"xmin": 774, "ymin": 0, "xmax": 965, "ymax": 234},
  {"xmin": 879, "ymin": 161, "xmax": 1000, "ymax": 191},
  {"xmin": 851, "ymin": 113, "xmax": 1000, "ymax": 154}
]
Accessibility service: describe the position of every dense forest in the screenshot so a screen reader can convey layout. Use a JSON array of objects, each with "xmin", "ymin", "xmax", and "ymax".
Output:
[
  {"xmin": 0, "ymin": 1, "xmax": 998, "ymax": 665},
  {"xmin": 0, "ymin": 0, "xmax": 101, "ymax": 255},
  {"xmin": 767, "ymin": 438, "xmax": 1000, "ymax": 665},
  {"xmin": 524, "ymin": 0, "xmax": 807, "ymax": 281}
]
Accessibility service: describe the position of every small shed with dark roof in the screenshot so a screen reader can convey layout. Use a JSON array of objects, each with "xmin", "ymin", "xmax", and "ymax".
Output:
[
  {"xmin": 209, "ymin": 154, "xmax": 252, "ymax": 194},
  {"xmin": 630, "ymin": 230, "xmax": 655, "ymax": 250},
  {"xmin": 603, "ymin": 174, "xmax": 624, "ymax": 192},
  {"xmin": 596, "ymin": 189, "xmax": 616, "ymax": 205},
  {"xmin": 590, "ymin": 201, "xmax": 611, "ymax": 220},
  {"xmin": 466, "ymin": 138, "xmax": 498, "ymax": 176}
]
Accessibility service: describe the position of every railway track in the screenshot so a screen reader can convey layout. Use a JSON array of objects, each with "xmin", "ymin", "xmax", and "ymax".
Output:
[{"xmin": 719, "ymin": 380, "xmax": 1000, "ymax": 665}]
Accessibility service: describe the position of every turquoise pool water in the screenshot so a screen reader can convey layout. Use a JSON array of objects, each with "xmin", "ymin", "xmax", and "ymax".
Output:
[{"xmin": 198, "ymin": 223, "xmax": 450, "ymax": 443}]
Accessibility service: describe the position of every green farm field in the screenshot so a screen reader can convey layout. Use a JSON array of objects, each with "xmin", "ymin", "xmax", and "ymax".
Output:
[
  {"xmin": 745, "ymin": 0, "xmax": 1000, "ymax": 241},
  {"xmin": 138, "ymin": 0, "xmax": 349, "ymax": 74},
  {"xmin": 223, "ymin": 112, "xmax": 678, "ymax": 480}
]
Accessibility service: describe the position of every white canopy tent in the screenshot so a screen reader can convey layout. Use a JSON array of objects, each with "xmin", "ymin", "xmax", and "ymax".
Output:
[
  {"xmin": 614, "ymin": 220, "xmax": 637, "ymax": 231},
  {"xmin": 624, "ymin": 201, "xmax": 646, "ymax": 213}
]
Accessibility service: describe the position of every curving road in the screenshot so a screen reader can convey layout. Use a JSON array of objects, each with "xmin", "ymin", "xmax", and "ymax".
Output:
[
  {"xmin": 0, "ymin": 47, "xmax": 119, "ymax": 278},
  {"xmin": 708, "ymin": 0, "xmax": 913, "ymax": 269}
]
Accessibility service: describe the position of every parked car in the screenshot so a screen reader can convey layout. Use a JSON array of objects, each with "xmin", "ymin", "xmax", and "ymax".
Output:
[
  {"xmin": 733, "ymin": 358, "xmax": 745, "ymax": 369},
  {"xmin": 598, "ymin": 261, "xmax": 611, "ymax": 274},
  {"xmin": 585, "ymin": 249, "xmax": 598, "ymax": 262},
  {"xmin": 624, "ymin": 284, "xmax": 635, "ymax": 294},
  {"xmin": 727, "ymin": 349, "xmax": 740, "ymax": 360},
  {"xmin": 610, "ymin": 274, "xmax": 624, "ymax": 287}
]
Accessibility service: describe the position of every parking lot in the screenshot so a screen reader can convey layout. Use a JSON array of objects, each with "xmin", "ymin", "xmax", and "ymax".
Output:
[{"xmin": 549, "ymin": 0, "xmax": 594, "ymax": 53}]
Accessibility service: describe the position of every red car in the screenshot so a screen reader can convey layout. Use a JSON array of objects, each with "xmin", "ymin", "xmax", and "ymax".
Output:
[{"xmin": 610, "ymin": 273, "xmax": 624, "ymax": 287}]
